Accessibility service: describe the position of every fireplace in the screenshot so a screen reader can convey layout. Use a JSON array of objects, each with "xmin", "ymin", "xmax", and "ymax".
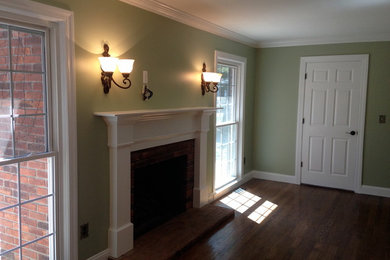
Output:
[
  {"xmin": 131, "ymin": 140, "xmax": 194, "ymax": 238},
  {"xmin": 95, "ymin": 107, "xmax": 216, "ymax": 258}
]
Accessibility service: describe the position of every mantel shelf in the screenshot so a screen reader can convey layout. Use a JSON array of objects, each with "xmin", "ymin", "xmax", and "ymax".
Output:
[{"xmin": 94, "ymin": 107, "xmax": 218, "ymax": 118}]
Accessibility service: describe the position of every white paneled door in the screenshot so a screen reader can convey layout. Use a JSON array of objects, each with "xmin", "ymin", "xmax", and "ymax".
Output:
[{"xmin": 300, "ymin": 55, "xmax": 368, "ymax": 190}]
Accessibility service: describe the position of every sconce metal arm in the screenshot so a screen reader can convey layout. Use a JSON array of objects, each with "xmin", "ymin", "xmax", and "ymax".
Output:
[{"xmin": 111, "ymin": 74, "xmax": 132, "ymax": 89}]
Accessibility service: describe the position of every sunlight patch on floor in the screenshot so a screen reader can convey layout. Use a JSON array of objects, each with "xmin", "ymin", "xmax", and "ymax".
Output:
[
  {"xmin": 248, "ymin": 200, "xmax": 278, "ymax": 224},
  {"xmin": 220, "ymin": 188, "xmax": 261, "ymax": 213}
]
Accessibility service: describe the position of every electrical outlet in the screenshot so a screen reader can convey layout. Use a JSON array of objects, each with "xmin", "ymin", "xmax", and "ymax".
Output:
[
  {"xmin": 379, "ymin": 115, "xmax": 386, "ymax": 124},
  {"xmin": 80, "ymin": 223, "xmax": 89, "ymax": 239}
]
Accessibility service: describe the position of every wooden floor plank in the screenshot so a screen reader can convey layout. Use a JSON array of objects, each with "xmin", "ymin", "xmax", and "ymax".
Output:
[
  {"xmin": 175, "ymin": 179, "xmax": 390, "ymax": 260},
  {"xmin": 116, "ymin": 204, "xmax": 234, "ymax": 260}
]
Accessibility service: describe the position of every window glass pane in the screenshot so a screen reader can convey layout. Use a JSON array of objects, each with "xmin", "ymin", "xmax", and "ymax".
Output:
[
  {"xmin": 0, "ymin": 26, "xmax": 10, "ymax": 70},
  {"xmin": 12, "ymin": 73, "xmax": 45, "ymax": 115},
  {"xmin": 0, "ymin": 117, "xmax": 13, "ymax": 159},
  {"xmin": 216, "ymin": 64, "xmax": 237, "ymax": 125},
  {"xmin": 21, "ymin": 196, "xmax": 52, "ymax": 245},
  {"xmin": 11, "ymin": 29, "xmax": 44, "ymax": 73},
  {"xmin": 215, "ymin": 124, "xmax": 237, "ymax": 189},
  {"xmin": 0, "ymin": 248, "xmax": 20, "ymax": 259},
  {"xmin": 0, "ymin": 164, "xmax": 18, "ymax": 209},
  {"xmin": 14, "ymin": 115, "xmax": 46, "ymax": 157},
  {"xmin": 22, "ymin": 236, "xmax": 52, "ymax": 260},
  {"xmin": 0, "ymin": 72, "xmax": 11, "ymax": 116},
  {"xmin": 20, "ymin": 157, "xmax": 51, "ymax": 202},
  {"xmin": 0, "ymin": 206, "xmax": 20, "ymax": 253}
]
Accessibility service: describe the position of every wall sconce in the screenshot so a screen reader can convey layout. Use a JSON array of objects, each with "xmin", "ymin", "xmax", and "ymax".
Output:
[
  {"xmin": 98, "ymin": 44, "xmax": 135, "ymax": 94},
  {"xmin": 201, "ymin": 62, "xmax": 222, "ymax": 95}
]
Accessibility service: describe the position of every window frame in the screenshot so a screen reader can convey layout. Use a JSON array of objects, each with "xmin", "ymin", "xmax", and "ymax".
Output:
[
  {"xmin": 0, "ymin": 0, "xmax": 77, "ymax": 259},
  {"xmin": 0, "ymin": 21, "xmax": 56, "ymax": 258},
  {"xmin": 213, "ymin": 50, "xmax": 247, "ymax": 194}
]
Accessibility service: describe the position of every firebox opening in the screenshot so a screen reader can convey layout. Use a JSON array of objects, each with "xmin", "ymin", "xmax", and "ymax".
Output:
[{"xmin": 133, "ymin": 155, "xmax": 189, "ymax": 238}]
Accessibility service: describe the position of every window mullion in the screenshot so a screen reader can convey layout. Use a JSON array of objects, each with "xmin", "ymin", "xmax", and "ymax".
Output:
[
  {"xmin": 7, "ymin": 27, "xmax": 16, "ymax": 158},
  {"xmin": 17, "ymin": 161, "xmax": 22, "ymax": 258}
]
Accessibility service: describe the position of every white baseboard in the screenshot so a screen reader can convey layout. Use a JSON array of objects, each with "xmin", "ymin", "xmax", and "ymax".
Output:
[
  {"xmin": 252, "ymin": 171, "xmax": 299, "ymax": 184},
  {"xmin": 209, "ymin": 171, "xmax": 254, "ymax": 202},
  {"xmin": 86, "ymin": 248, "xmax": 110, "ymax": 260},
  {"xmin": 357, "ymin": 185, "xmax": 390, "ymax": 198}
]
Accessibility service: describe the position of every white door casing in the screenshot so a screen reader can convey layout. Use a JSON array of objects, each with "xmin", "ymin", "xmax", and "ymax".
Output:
[{"xmin": 296, "ymin": 55, "xmax": 368, "ymax": 191}]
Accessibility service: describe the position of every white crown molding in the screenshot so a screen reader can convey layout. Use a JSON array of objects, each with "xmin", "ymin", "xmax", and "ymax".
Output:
[
  {"xmin": 259, "ymin": 33, "xmax": 390, "ymax": 48},
  {"xmin": 120, "ymin": 0, "xmax": 258, "ymax": 47}
]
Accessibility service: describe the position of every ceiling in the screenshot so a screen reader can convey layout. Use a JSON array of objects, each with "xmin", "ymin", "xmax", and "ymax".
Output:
[{"xmin": 121, "ymin": 0, "xmax": 390, "ymax": 47}]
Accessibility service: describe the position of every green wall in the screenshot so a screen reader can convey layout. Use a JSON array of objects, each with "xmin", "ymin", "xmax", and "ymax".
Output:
[
  {"xmin": 27, "ymin": 0, "xmax": 390, "ymax": 258},
  {"xmin": 254, "ymin": 42, "xmax": 390, "ymax": 187},
  {"xmin": 32, "ymin": 0, "xmax": 256, "ymax": 258}
]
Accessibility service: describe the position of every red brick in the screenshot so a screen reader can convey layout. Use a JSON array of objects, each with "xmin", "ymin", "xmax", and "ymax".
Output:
[
  {"xmin": 5, "ymin": 227, "xmax": 19, "ymax": 237},
  {"xmin": 20, "ymin": 167, "xmax": 36, "ymax": 177},
  {"xmin": 29, "ymin": 211, "xmax": 46, "ymax": 221},
  {"xmin": 22, "ymin": 248, "xmax": 37, "ymax": 258},
  {"xmin": 0, "ymin": 233, "xmax": 18, "ymax": 244},
  {"xmin": 27, "ymin": 161, "xmax": 47, "ymax": 170},
  {"xmin": 37, "ymin": 205, "xmax": 48, "ymax": 214},
  {"xmin": 22, "ymin": 216, "xmax": 37, "ymax": 227},
  {"xmin": 28, "ymin": 177, "xmax": 46, "ymax": 187},
  {"xmin": 24, "ymin": 37, "xmax": 42, "ymax": 46},
  {"xmin": 12, "ymin": 47, "xmax": 31, "ymax": 55},
  {"xmin": 23, "ymin": 203, "xmax": 37, "ymax": 211},
  {"xmin": 37, "ymin": 170, "xmax": 48, "ymax": 178}
]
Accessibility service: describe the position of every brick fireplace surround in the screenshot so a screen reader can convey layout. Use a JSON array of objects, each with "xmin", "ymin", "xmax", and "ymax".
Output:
[{"xmin": 95, "ymin": 107, "xmax": 216, "ymax": 258}]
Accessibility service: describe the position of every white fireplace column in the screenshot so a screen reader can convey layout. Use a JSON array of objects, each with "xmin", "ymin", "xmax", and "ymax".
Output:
[{"xmin": 95, "ymin": 107, "xmax": 216, "ymax": 258}]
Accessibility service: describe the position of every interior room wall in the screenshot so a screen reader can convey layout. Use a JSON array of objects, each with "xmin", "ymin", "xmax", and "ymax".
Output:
[
  {"xmin": 254, "ymin": 42, "xmax": 390, "ymax": 188},
  {"xmin": 31, "ymin": 0, "xmax": 256, "ymax": 258}
]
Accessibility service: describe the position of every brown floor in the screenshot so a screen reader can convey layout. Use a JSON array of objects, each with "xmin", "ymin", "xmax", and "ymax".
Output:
[
  {"xmin": 174, "ymin": 179, "xmax": 390, "ymax": 260},
  {"xmin": 117, "ymin": 204, "xmax": 234, "ymax": 260}
]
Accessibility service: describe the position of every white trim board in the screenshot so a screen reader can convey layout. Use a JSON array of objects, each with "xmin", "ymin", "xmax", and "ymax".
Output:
[
  {"xmin": 212, "ymin": 51, "xmax": 247, "ymax": 194},
  {"xmin": 86, "ymin": 249, "xmax": 111, "ymax": 260},
  {"xmin": 119, "ymin": 0, "xmax": 257, "ymax": 47},
  {"xmin": 259, "ymin": 33, "xmax": 390, "ymax": 48},
  {"xmin": 119, "ymin": 0, "xmax": 390, "ymax": 48},
  {"xmin": 251, "ymin": 171, "xmax": 390, "ymax": 198},
  {"xmin": 252, "ymin": 171, "xmax": 299, "ymax": 184},
  {"xmin": 357, "ymin": 185, "xmax": 390, "ymax": 198},
  {"xmin": 210, "ymin": 171, "xmax": 254, "ymax": 203}
]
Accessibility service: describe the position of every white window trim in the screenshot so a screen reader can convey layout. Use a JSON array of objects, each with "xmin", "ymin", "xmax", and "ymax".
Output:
[
  {"xmin": 213, "ymin": 50, "xmax": 247, "ymax": 195},
  {"xmin": 0, "ymin": 0, "xmax": 78, "ymax": 259}
]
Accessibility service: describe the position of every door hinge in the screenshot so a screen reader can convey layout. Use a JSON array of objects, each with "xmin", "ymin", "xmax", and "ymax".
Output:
[
  {"xmin": 304, "ymin": 73, "xmax": 307, "ymax": 79},
  {"xmin": 300, "ymin": 161, "xmax": 303, "ymax": 167},
  {"xmin": 243, "ymin": 156, "xmax": 246, "ymax": 165},
  {"xmin": 302, "ymin": 118, "xmax": 305, "ymax": 124}
]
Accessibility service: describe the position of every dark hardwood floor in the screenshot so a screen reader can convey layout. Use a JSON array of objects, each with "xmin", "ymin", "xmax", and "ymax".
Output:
[{"xmin": 174, "ymin": 179, "xmax": 390, "ymax": 260}]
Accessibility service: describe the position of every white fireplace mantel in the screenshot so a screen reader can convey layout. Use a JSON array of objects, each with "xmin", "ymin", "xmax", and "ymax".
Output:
[{"xmin": 94, "ymin": 107, "xmax": 216, "ymax": 258}]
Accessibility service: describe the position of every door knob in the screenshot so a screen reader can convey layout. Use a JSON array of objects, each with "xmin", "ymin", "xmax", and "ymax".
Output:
[{"xmin": 346, "ymin": 130, "xmax": 357, "ymax": 136}]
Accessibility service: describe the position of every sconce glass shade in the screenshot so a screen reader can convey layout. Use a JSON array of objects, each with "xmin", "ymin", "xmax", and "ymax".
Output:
[
  {"xmin": 202, "ymin": 72, "xmax": 222, "ymax": 83},
  {"xmin": 118, "ymin": 59, "xmax": 135, "ymax": 74},
  {"xmin": 98, "ymin": 57, "xmax": 118, "ymax": 72}
]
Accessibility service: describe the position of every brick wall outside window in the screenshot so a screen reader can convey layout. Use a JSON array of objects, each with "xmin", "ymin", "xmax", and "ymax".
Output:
[{"xmin": 0, "ymin": 25, "xmax": 51, "ymax": 259}]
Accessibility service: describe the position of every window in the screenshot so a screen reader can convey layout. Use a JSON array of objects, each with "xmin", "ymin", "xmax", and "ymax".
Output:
[
  {"xmin": 0, "ymin": 22, "xmax": 55, "ymax": 259},
  {"xmin": 214, "ymin": 51, "xmax": 246, "ymax": 191}
]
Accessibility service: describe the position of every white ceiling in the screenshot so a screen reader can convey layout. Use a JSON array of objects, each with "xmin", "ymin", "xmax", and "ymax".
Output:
[{"xmin": 121, "ymin": 0, "xmax": 390, "ymax": 47}]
